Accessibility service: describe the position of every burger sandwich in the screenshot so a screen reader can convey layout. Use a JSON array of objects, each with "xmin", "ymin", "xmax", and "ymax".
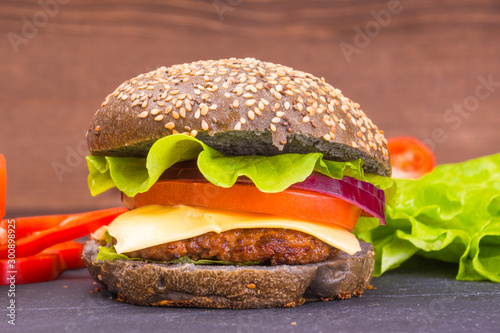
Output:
[{"xmin": 83, "ymin": 58, "xmax": 393, "ymax": 308}]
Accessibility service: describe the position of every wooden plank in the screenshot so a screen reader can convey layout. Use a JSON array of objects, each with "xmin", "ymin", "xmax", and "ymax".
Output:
[{"xmin": 1, "ymin": 0, "xmax": 499, "ymax": 215}]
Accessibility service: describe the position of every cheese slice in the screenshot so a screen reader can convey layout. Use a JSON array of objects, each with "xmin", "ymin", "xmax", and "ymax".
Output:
[{"xmin": 106, "ymin": 205, "xmax": 361, "ymax": 255}]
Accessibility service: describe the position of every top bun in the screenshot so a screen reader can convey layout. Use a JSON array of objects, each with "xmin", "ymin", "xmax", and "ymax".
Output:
[{"xmin": 87, "ymin": 58, "xmax": 391, "ymax": 176}]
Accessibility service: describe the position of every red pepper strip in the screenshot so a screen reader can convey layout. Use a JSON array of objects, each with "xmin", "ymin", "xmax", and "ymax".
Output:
[
  {"xmin": 0, "ymin": 241, "xmax": 85, "ymax": 285},
  {"xmin": 0, "ymin": 154, "xmax": 6, "ymax": 220},
  {"xmin": 1, "ymin": 213, "xmax": 78, "ymax": 240},
  {"xmin": 0, "ymin": 207, "xmax": 128, "ymax": 259}
]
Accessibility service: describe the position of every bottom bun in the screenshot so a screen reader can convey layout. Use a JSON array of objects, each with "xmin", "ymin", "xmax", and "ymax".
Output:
[{"xmin": 83, "ymin": 240, "xmax": 375, "ymax": 308}]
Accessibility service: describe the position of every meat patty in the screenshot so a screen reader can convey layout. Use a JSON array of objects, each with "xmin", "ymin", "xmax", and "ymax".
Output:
[{"xmin": 125, "ymin": 228, "xmax": 338, "ymax": 265}]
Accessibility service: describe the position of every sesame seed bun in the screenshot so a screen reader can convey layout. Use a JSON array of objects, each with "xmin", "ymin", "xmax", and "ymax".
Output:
[
  {"xmin": 83, "ymin": 239, "xmax": 375, "ymax": 308},
  {"xmin": 87, "ymin": 58, "xmax": 391, "ymax": 176}
]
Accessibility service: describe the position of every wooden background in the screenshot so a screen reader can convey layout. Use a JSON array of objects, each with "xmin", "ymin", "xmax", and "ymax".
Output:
[{"xmin": 1, "ymin": 0, "xmax": 499, "ymax": 217}]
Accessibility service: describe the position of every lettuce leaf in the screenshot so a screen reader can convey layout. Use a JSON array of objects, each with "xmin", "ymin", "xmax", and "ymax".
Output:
[
  {"xmin": 96, "ymin": 232, "xmax": 260, "ymax": 266},
  {"xmin": 87, "ymin": 134, "xmax": 394, "ymax": 197},
  {"xmin": 354, "ymin": 153, "xmax": 500, "ymax": 282}
]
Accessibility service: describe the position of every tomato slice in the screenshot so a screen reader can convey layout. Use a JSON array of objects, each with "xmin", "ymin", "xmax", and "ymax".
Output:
[
  {"xmin": 127, "ymin": 180, "xmax": 362, "ymax": 231},
  {"xmin": 387, "ymin": 137, "xmax": 436, "ymax": 179},
  {"xmin": 0, "ymin": 154, "xmax": 6, "ymax": 220}
]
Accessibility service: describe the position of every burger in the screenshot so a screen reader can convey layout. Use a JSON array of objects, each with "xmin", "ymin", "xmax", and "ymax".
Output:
[{"xmin": 82, "ymin": 58, "xmax": 393, "ymax": 308}]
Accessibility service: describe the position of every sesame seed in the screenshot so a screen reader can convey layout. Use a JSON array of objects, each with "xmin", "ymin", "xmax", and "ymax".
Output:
[
  {"xmin": 248, "ymin": 110, "xmax": 255, "ymax": 120},
  {"xmin": 201, "ymin": 105, "xmax": 209, "ymax": 116},
  {"xmin": 357, "ymin": 131, "xmax": 363, "ymax": 138},
  {"xmin": 339, "ymin": 122, "xmax": 346, "ymax": 131},
  {"xmin": 178, "ymin": 94, "xmax": 186, "ymax": 100},
  {"xmin": 137, "ymin": 111, "xmax": 148, "ymax": 118},
  {"xmin": 246, "ymin": 283, "xmax": 256, "ymax": 289},
  {"xmin": 154, "ymin": 115, "xmax": 164, "ymax": 121},
  {"xmin": 151, "ymin": 108, "xmax": 161, "ymax": 115},
  {"xmin": 185, "ymin": 100, "xmax": 192, "ymax": 111},
  {"xmin": 95, "ymin": 125, "xmax": 101, "ymax": 132},
  {"xmin": 121, "ymin": 94, "xmax": 128, "ymax": 100},
  {"xmin": 275, "ymin": 84, "xmax": 283, "ymax": 92},
  {"xmin": 190, "ymin": 130, "xmax": 198, "ymax": 137},
  {"xmin": 323, "ymin": 134, "xmax": 331, "ymax": 141},
  {"xmin": 165, "ymin": 122, "xmax": 175, "ymax": 129},
  {"xmin": 233, "ymin": 100, "xmax": 239, "ymax": 108},
  {"xmin": 210, "ymin": 104, "xmax": 217, "ymax": 110},
  {"xmin": 141, "ymin": 101, "xmax": 148, "ymax": 108},
  {"xmin": 224, "ymin": 92, "xmax": 231, "ymax": 98},
  {"xmin": 165, "ymin": 105, "xmax": 173, "ymax": 114},
  {"xmin": 131, "ymin": 100, "xmax": 140, "ymax": 107},
  {"xmin": 254, "ymin": 107, "xmax": 262, "ymax": 116},
  {"xmin": 201, "ymin": 120, "xmax": 209, "ymax": 130},
  {"xmin": 172, "ymin": 111, "xmax": 180, "ymax": 119},
  {"xmin": 276, "ymin": 111, "xmax": 284, "ymax": 117},
  {"xmin": 245, "ymin": 99, "xmax": 256, "ymax": 107},
  {"xmin": 157, "ymin": 101, "xmax": 165, "ymax": 107},
  {"xmin": 194, "ymin": 89, "xmax": 201, "ymax": 95},
  {"xmin": 165, "ymin": 95, "xmax": 173, "ymax": 102},
  {"xmin": 243, "ymin": 93, "xmax": 253, "ymax": 98},
  {"xmin": 175, "ymin": 100, "xmax": 183, "ymax": 108},
  {"xmin": 179, "ymin": 108, "xmax": 186, "ymax": 118},
  {"xmin": 284, "ymin": 102, "xmax": 290, "ymax": 110},
  {"xmin": 170, "ymin": 90, "xmax": 180, "ymax": 95},
  {"xmin": 302, "ymin": 116, "xmax": 310, "ymax": 123},
  {"xmin": 161, "ymin": 91, "xmax": 168, "ymax": 99},
  {"xmin": 261, "ymin": 98, "xmax": 269, "ymax": 105},
  {"xmin": 272, "ymin": 117, "xmax": 281, "ymax": 123},
  {"xmin": 234, "ymin": 122, "xmax": 242, "ymax": 130},
  {"xmin": 258, "ymin": 101, "xmax": 265, "ymax": 110}
]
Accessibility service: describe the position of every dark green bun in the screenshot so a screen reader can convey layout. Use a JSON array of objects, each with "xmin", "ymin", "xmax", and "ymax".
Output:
[
  {"xmin": 83, "ymin": 240, "xmax": 375, "ymax": 309},
  {"xmin": 87, "ymin": 58, "xmax": 391, "ymax": 176}
]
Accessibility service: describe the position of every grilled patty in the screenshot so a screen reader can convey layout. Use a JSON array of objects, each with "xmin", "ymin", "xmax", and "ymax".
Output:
[{"xmin": 124, "ymin": 228, "xmax": 338, "ymax": 265}]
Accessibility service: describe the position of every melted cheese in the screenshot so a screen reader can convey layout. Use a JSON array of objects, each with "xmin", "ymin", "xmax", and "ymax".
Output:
[{"xmin": 106, "ymin": 205, "xmax": 361, "ymax": 255}]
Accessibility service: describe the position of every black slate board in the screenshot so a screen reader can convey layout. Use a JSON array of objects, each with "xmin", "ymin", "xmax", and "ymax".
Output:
[{"xmin": 1, "ymin": 256, "xmax": 499, "ymax": 333}]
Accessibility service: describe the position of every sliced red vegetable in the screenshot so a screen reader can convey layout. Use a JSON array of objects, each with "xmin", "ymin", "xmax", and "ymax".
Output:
[
  {"xmin": 0, "ymin": 207, "xmax": 128, "ymax": 259},
  {"xmin": 0, "ymin": 154, "xmax": 6, "ymax": 220},
  {"xmin": 126, "ymin": 165, "xmax": 386, "ymax": 230},
  {"xmin": 387, "ymin": 136, "xmax": 436, "ymax": 179},
  {"xmin": 0, "ymin": 241, "xmax": 85, "ymax": 285}
]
